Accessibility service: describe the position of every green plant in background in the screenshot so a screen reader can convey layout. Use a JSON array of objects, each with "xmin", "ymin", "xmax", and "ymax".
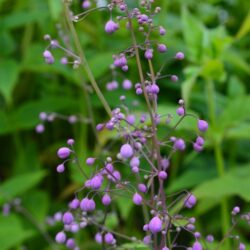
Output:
[{"xmin": 0, "ymin": 0, "xmax": 249, "ymax": 249}]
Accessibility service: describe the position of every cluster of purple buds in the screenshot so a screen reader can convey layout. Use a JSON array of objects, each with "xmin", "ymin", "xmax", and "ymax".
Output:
[{"xmin": 113, "ymin": 54, "xmax": 128, "ymax": 71}]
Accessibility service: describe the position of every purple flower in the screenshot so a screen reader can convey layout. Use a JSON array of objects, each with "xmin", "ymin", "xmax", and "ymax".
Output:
[
  {"xmin": 197, "ymin": 119, "xmax": 208, "ymax": 132},
  {"xmin": 133, "ymin": 193, "xmax": 143, "ymax": 205},
  {"xmin": 95, "ymin": 233, "xmax": 103, "ymax": 244},
  {"xmin": 102, "ymin": 194, "xmax": 111, "ymax": 206},
  {"xmin": 35, "ymin": 124, "xmax": 45, "ymax": 133},
  {"xmin": 239, "ymin": 243, "xmax": 246, "ymax": 250},
  {"xmin": 176, "ymin": 107, "xmax": 185, "ymax": 116},
  {"xmin": 57, "ymin": 147, "xmax": 71, "ymax": 159},
  {"xmin": 143, "ymin": 235, "xmax": 151, "ymax": 245},
  {"xmin": 105, "ymin": 20, "xmax": 119, "ymax": 34},
  {"xmin": 80, "ymin": 198, "xmax": 96, "ymax": 212},
  {"xmin": 66, "ymin": 238, "xmax": 76, "ymax": 249},
  {"xmin": 171, "ymin": 75, "xmax": 179, "ymax": 82},
  {"xmin": 159, "ymin": 26, "xmax": 166, "ymax": 35},
  {"xmin": 86, "ymin": 157, "xmax": 95, "ymax": 166},
  {"xmin": 55, "ymin": 231, "xmax": 66, "ymax": 244},
  {"xmin": 122, "ymin": 79, "xmax": 132, "ymax": 90},
  {"xmin": 62, "ymin": 212, "xmax": 74, "ymax": 225},
  {"xmin": 158, "ymin": 44, "xmax": 167, "ymax": 53},
  {"xmin": 56, "ymin": 164, "xmax": 65, "ymax": 173},
  {"xmin": 174, "ymin": 139, "xmax": 186, "ymax": 151},
  {"xmin": 206, "ymin": 235, "xmax": 214, "ymax": 242},
  {"xmin": 184, "ymin": 194, "xmax": 197, "ymax": 209},
  {"xmin": 232, "ymin": 206, "xmax": 240, "ymax": 215},
  {"xmin": 144, "ymin": 49, "xmax": 153, "ymax": 60},
  {"xmin": 104, "ymin": 232, "xmax": 115, "ymax": 245},
  {"xmin": 138, "ymin": 183, "xmax": 147, "ymax": 193},
  {"xmin": 149, "ymin": 216, "xmax": 162, "ymax": 234},
  {"xmin": 90, "ymin": 175, "xmax": 103, "ymax": 190},
  {"xmin": 158, "ymin": 171, "xmax": 168, "ymax": 180},
  {"xmin": 120, "ymin": 144, "xmax": 133, "ymax": 159},
  {"xmin": 192, "ymin": 241, "xmax": 202, "ymax": 250},
  {"xmin": 175, "ymin": 51, "xmax": 185, "ymax": 60}
]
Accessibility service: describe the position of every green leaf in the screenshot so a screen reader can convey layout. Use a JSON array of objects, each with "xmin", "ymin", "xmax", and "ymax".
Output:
[
  {"xmin": 0, "ymin": 97, "xmax": 79, "ymax": 135},
  {"xmin": 0, "ymin": 214, "xmax": 34, "ymax": 250},
  {"xmin": 88, "ymin": 52, "xmax": 113, "ymax": 78},
  {"xmin": 200, "ymin": 59, "xmax": 225, "ymax": 81},
  {"xmin": 47, "ymin": 0, "xmax": 62, "ymax": 20},
  {"xmin": 0, "ymin": 60, "xmax": 19, "ymax": 104},
  {"xmin": 181, "ymin": 7, "xmax": 204, "ymax": 63},
  {"xmin": 236, "ymin": 10, "xmax": 250, "ymax": 39},
  {"xmin": 181, "ymin": 66, "xmax": 200, "ymax": 107},
  {"xmin": 194, "ymin": 164, "xmax": 250, "ymax": 202},
  {"xmin": 227, "ymin": 75, "xmax": 246, "ymax": 98},
  {"xmin": 116, "ymin": 197, "xmax": 133, "ymax": 220},
  {"xmin": 0, "ymin": 171, "xmax": 46, "ymax": 205},
  {"xmin": 117, "ymin": 242, "xmax": 150, "ymax": 250}
]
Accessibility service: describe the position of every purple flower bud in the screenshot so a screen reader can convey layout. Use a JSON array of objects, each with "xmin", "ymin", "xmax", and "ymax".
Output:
[
  {"xmin": 196, "ymin": 136, "xmax": 204, "ymax": 146},
  {"xmin": 158, "ymin": 44, "xmax": 167, "ymax": 53},
  {"xmin": 60, "ymin": 57, "xmax": 68, "ymax": 65},
  {"xmin": 232, "ymin": 206, "xmax": 240, "ymax": 215},
  {"xmin": 96, "ymin": 123, "xmax": 105, "ymax": 131},
  {"xmin": 105, "ymin": 20, "xmax": 119, "ymax": 34},
  {"xmin": 68, "ymin": 115, "xmax": 77, "ymax": 124},
  {"xmin": 198, "ymin": 120, "xmax": 208, "ymax": 132},
  {"xmin": 186, "ymin": 224, "xmax": 195, "ymax": 231},
  {"xmin": 176, "ymin": 107, "xmax": 185, "ymax": 116},
  {"xmin": 138, "ymin": 183, "xmax": 147, "ymax": 193},
  {"xmin": 149, "ymin": 216, "xmax": 162, "ymax": 234},
  {"xmin": 122, "ymin": 79, "xmax": 132, "ymax": 90},
  {"xmin": 143, "ymin": 224, "xmax": 149, "ymax": 231},
  {"xmin": 120, "ymin": 144, "xmax": 133, "ymax": 159},
  {"xmin": 133, "ymin": 193, "xmax": 143, "ymax": 205},
  {"xmin": 90, "ymin": 175, "xmax": 103, "ymax": 190},
  {"xmin": 144, "ymin": 49, "xmax": 153, "ymax": 59},
  {"xmin": 56, "ymin": 164, "xmax": 65, "ymax": 173},
  {"xmin": 80, "ymin": 198, "xmax": 96, "ymax": 212},
  {"xmin": 151, "ymin": 83, "xmax": 160, "ymax": 94},
  {"xmin": 239, "ymin": 243, "xmax": 246, "ymax": 250},
  {"xmin": 132, "ymin": 166, "xmax": 139, "ymax": 173},
  {"xmin": 36, "ymin": 124, "xmax": 45, "ymax": 133},
  {"xmin": 159, "ymin": 26, "xmax": 166, "ymax": 35},
  {"xmin": 82, "ymin": 0, "xmax": 91, "ymax": 9},
  {"xmin": 95, "ymin": 233, "xmax": 103, "ymax": 244},
  {"xmin": 184, "ymin": 194, "xmax": 197, "ymax": 209},
  {"xmin": 130, "ymin": 156, "xmax": 140, "ymax": 167},
  {"xmin": 57, "ymin": 147, "xmax": 71, "ymax": 159},
  {"xmin": 54, "ymin": 212, "xmax": 62, "ymax": 221},
  {"xmin": 175, "ymin": 51, "xmax": 185, "ymax": 60},
  {"xmin": 39, "ymin": 112, "xmax": 47, "ymax": 121},
  {"xmin": 105, "ymin": 163, "xmax": 114, "ymax": 173},
  {"xmin": 171, "ymin": 75, "xmax": 179, "ymax": 82},
  {"xmin": 161, "ymin": 158, "xmax": 170, "ymax": 170},
  {"xmin": 143, "ymin": 235, "xmax": 151, "ymax": 245},
  {"xmin": 136, "ymin": 88, "xmax": 143, "ymax": 95},
  {"xmin": 158, "ymin": 171, "xmax": 168, "ymax": 180},
  {"xmin": 63, "ymin": 212, "xmax": 74, "ymax": 225},
  {"xmin": 43, "ymin": 50, "xmax": 52, "ymax": 59},
  {"xmin": 86, "ymin": 157, "xmax": 95, "ymax": 166},
  {"xmin": 55, "ymin": 231, "xmax": 66, "ymax": 244},
  {"xmin": 102, "ymin": 194, "xmax": 111, "ymax": 206},
  {"xmin": 122, "ymin": 65, "xmax": 129, "ymax": 71},
  {"xmin": 66, "ymin": 238, "xmax": 76, "ymax": 248},
  {"xmin": 67, "ymin": 139, "xmax": 75, "ymax": 146},
  {"xmin": 192, "ymin": 241, "xmax": 202, "ymax": 250},
  {"xmin": 104, "ymin": 233, "xmax": 115, "ymax": 245},
  {"xmin": 69, "ymin": 199, "xmax": 80, "ymax": 210},
  {"xmin": 174, "ymin": 139, "xmax": 186, "ymax": 151},
  {"xmin": 206, "ymin": 235, "xmax": 214, "ymax": 242},
  {"xmin": 194, "ymin": 232, "xmax": 201, "ymax": 238},
  {"xmin": 193, "ymin": 143, "xmax": 203, "ymax": 152},
  {"xmin": 162, "ymin": 247, "xmax": 170, "ymax": 250},
  {"xmin": 126, "ymin": 114, "xmax": 136, "ymax": 125}
]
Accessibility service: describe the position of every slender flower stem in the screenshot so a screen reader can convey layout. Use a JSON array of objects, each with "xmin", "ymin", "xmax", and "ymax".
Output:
[{"xmin": 63, "ymin": 1, "xmax": 112, "ymax": 118}]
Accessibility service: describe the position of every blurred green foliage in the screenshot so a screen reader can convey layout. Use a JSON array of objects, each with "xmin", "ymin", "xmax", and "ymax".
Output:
[{"xmin": 0, "ymin": 0, "xmax": 250, "ymax": 249}]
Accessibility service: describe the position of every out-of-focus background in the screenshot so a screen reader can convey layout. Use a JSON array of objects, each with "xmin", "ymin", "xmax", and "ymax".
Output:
[{"xmin": 0, "ymin": 0, "xmax": 250, "ymax": 249}]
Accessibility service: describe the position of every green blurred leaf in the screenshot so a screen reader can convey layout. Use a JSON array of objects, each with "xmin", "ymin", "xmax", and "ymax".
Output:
[
  {"xmin": 0, "ymin": 171, "xmax": 46, "ymax": 205},
  {"xmin": 117, "ymin": 242, "xmax": 150, "ymax": 250},
  {"xmin": 0, "ymin": 97, "xmax": 79, "ymax": 135},
  {"xmin": 0, "ymin": 214, "xmax": 34, "ymax": 250},
  {"xmin": 0, "ymin": 60, "xmax": 19, "ymax": 104},
  {"xmin": 116, "ymin": 197, "xmax": 133, "ymax": 220},
  {"xmin": 236, "ymin": 10, "xmax": 250, "ymax": 39},
  {"xmin": 181, "ymin": 7, "xmax": 204, "ymax": 62},
  {"xmin": 194, "ymin": 164, "xmax": 250, "ymax": 202},
  {"xmin": 181, "ymin": 66, "xmax": 200, "ymax": 106},
  {"xmin": 201, "ymin": 59, "xmax": 225, "ymax": 81},
  {"xmin": 227, "ymin": 75, "xmax": 246, "ymax": 97},
  {"xmin": 47, "ymin": 0, "xmax": 62, "ymax": 20},
  {"xmin": 88, "ymin": 52, "xmax": 113, "ymax": 78}
]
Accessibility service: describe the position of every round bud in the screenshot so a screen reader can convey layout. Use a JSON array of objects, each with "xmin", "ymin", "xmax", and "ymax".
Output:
[
  {"xmin": 57, "ymin": 147, "xmax": 71, "ymax": 159},
  {"xmin": 120, "ymin": 144, "xmax": 133, "ymax": 159},
  {"xmin": 133, "ymin": 193, "xmax": 143, "ymax": 205},
  {"xmin": 149, "ymin": 216, "xmax": 162, "ymax": 234},
  {"xmin": 62, "ymin": 212, "xmax": 74, "ymax": 225},
  {"xmin": 55, "ymin": 231, "xmax": 66, "ymax": 244},
  {"xmin": 197, "ymin": 119, "xmax": 208, "ymax": 132}
]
